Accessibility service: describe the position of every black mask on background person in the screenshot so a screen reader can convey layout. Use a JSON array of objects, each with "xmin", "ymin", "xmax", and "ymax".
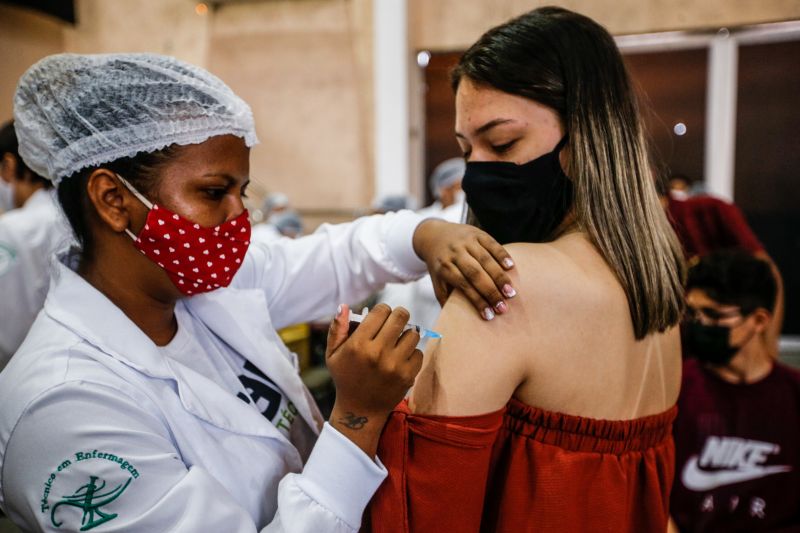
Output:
[
  {"xmin": 462, "ymin": 136, "xmax": 572, "ymax": 245},
  {"xmin": 681, "ymin": 321, "xmax": 741, "ymax": 366}
]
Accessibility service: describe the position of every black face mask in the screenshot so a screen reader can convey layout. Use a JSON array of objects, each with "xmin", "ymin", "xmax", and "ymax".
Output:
[
  {"xmin": 681, "ymin": 321, "xmax": 741, "ymax": 366},
  {"xmin": 461, "ymin": 136, "xmax": 572, "ymax": 245}
]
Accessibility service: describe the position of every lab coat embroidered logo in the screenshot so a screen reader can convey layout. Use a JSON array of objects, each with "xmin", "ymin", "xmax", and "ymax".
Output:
[{"xmin": 50, "ymin": 476, "xmax": 131, "ymax": 531}]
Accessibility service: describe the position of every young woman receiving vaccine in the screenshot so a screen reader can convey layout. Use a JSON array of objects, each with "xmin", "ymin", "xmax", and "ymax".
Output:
[
  {"xmin": 0, "ymin": 53, "xmax": 516, "ymax": 532},
  {"xmin": 365, "ymin": 8, "xmax": 687, "ymax": 532}
]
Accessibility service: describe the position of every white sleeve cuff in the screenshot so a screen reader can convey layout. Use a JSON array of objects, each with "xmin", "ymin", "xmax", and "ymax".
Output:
[
  {"xmin": 383, "ymin": 210, "xmax": 428, "ymax": 281},
  {"xmin": 295, "ymin": 422, "xmax": 387, "ymax": 529}
]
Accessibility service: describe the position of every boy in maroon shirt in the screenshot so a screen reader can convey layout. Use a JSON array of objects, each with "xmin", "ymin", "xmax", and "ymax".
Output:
[{"xmin": 670, "ymin": 250, "xmax": 800, "ymax": 532}]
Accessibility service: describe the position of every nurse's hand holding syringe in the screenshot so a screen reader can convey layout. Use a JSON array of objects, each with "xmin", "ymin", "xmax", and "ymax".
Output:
[
  {"xmin": 325, "ymin": 303, "xmax": 428, "ymax": 459},
  {"xmin": 347, "ymin": 307, "xmax": 442, "ymax": 341}
]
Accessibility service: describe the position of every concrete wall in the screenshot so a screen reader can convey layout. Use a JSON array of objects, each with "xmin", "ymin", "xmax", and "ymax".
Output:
[
  {"xmin": 208, "ymin": 0, "xmax": 374, "ymax": 223},
  {"xmin": 409, "ymin": 0, "xmax": 800, "ymax": 51},
  {"xmin": 0, "ymin": 5, "xmax": 64, "ymax": 121},
  {"xmin": 1, "ymin": 0, "xmax": 798, "ymax": 223},
  {"xmin": 63, "ymin": 0, "xmax": 209, "ymax": 66}
]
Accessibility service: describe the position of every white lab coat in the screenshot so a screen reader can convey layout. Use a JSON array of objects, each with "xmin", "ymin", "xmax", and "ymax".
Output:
[
  {"xmin": 251, "ymin": 222, "xmax": 283, "ymax": 243},
  {"xmin": 0, "ymin": 210, "xmax": 427, "ymax": 532},
  {"xmin": 0, "ymin": 189, "xmax": 71, "ymax": 368}
]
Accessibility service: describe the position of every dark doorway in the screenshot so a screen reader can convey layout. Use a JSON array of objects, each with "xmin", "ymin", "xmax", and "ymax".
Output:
[
  {"xmin": 623, "ymin": 48, "xmax": 708, "ymax": 187},
  {"xmin": 735, "ymin": 39, "xmax": 800, "ymax": 334},
  {"xmin": 422, "ymin": 51, "xmax": 462, "ymax": 207}
]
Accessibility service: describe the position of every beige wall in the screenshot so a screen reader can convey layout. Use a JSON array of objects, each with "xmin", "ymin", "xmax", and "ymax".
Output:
[
  {"xmin": 208, "ymin": 0, "xmax": 374, "ymax": 222},
  {"xmin": 64, "ymin": 0, "xmax": 209, "ymax": 67},
  {"xmin": 1, "ymin": 0, "xmax": 798, "ymax": 224},
  {"xmin": 0, "ymin": 5, "xmax": 64, "ymax": 122},
  {"xmin": 409, "ymin": 0, "xmax": 800, "ymax": 51},
  {"xmin": 0, "ymin": 0, "xmax": 209, "ymax": 138}
]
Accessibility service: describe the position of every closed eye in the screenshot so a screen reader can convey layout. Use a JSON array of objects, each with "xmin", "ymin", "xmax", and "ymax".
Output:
[{"xmin": 492, "ymin": 139, "xmax": 518, "ymax": 154}]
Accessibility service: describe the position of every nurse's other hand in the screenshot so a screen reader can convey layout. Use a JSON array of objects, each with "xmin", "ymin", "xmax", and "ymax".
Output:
[
  {"xmin": 326, "ymin": 303, "xmax": 423, "ymax": 457},
  {"xmin": 412, "ymin": 218, "xmax": 516, "ymax": 320}
]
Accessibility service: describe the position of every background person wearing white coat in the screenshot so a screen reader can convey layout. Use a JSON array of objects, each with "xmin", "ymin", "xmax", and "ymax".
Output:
[
  {"xmin": 0, "ymin": 53, "xmax": 518, "ymax": 532},
  {"xmin": 416, "ymin": 157, "xmax": 466, "ymax": 219},
  {"xmin": 380, "ymin": 158, "xmax": 476, "ymax": 327},
  {"xmin": 0, "ymin": 120, "xmax": 70, "ymax": 368},
  {"xmin": 250, "ymin": 192, "xmax": 291, "ymax": 243}
]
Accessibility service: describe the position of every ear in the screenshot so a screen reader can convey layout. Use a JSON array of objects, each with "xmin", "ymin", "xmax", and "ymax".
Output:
[
  {"xmin": 1, "ymin": 153, "xmax": 18, "ymax": 183},
  {"xmin": 558, "ymin": 140, "xmax": 572, "ymax": 177},
  {"xmin": 85, "ymin": 169, "xmax": 139, "ymax": 233},
  {"xmin": 751, "ymin": 308, "xmax": 772, "ymax": 334}
]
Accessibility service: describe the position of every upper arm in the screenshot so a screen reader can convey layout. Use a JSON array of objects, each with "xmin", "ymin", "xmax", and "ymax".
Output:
[
  {"xmin": 2, "ymin": 381, "xmax": 257, "ymax": 532},
  {"xmin": 409, "ymin": 274, "xmax": 531, "ymax": 416},
  {"xmin": 237, "ymin": 212, "xmax": 427, "ymax": 330},
  {"xmin": 408, "ymin": 242, "xmax": 595, "ymax": 417}
]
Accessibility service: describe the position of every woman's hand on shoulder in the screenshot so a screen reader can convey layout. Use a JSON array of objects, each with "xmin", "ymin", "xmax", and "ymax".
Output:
[
  {"xmin": 409, "ymin": 242, "xmax": 584, "ymax": 417},
  {"xmin": 412, "ymin": 219, "xmax": 517, "ymax": 321},
  {"xmin": 325, "ymin": 303, "xmax": 423, "ymax": 457}
]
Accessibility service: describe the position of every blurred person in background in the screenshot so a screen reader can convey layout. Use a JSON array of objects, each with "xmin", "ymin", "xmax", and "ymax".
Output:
[
  {"xmin": 668, "ymin": 173, "xmax": 693, "ymax": 200},
  {"xmin": 0, "ymin": 162, "xmax": 12, "ymax": 215},
  {"xmin": 669, "ymin": 249, "xmax": 799, "ymax": 533},
  {"xmin": 262, "ymin": 191, "xmax": 290, "ymax": 220},
  {"xmin": 0, "ymin": 120, "xmax": 70, "ymax": 368},
  {"xmin": 657, "ymin": 175, "xmax": 785, "ymax": 357},
  {"xmin": 271, "ymin": 209, "xmax": 304, "ymax": 239},
  {"xmin": 418, "ymin": 157, "xmax": 466, "ymax": 221},
  {"xmin": 251, "ymin": 192, "xmax": 291, "ymax": 242},
  {"xmin": 0, "ymin": 120, "xmax": 53, "ymax": 212},
  {"xmin": 371, "ymin": 194, "xmax": 418, "ymax": 215}
]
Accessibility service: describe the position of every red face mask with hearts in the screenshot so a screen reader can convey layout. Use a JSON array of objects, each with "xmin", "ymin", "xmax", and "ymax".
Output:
[{"xmin": 119, "ymin": 174, "xmax": 251, "ymax": 296}]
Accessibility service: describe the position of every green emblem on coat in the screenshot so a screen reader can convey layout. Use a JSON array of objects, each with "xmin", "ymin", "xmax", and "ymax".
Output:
[{"xmin": 51, "ymin": 476, "xmax": 131, "ymax": 531}]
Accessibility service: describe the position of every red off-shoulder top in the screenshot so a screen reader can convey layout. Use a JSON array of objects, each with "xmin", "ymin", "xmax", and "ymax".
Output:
[{"xmin": 366, "ymin": 398, "xmax": 677, "ymax": 533}]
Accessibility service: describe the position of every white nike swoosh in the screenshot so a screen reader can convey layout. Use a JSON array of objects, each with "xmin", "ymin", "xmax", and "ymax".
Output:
[{"xmin": 682, "ymin": 456, "xmax": 793, "ymax": 491}]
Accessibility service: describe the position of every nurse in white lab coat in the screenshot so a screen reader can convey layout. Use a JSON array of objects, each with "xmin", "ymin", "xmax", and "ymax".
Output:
[
  {"xmin": 0, "ymin": 121, "xmax": 71, "ymax": 367},
  {"xmin": 0, "ymin": 54, "xmax": 517, "ymax": 532}
]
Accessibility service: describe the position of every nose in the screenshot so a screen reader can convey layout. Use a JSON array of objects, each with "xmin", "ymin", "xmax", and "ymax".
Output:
[
  {"xmin": 466, "ymin": 146, "xmax": 498, "ymax": 163},
  {"xmin": 226, "ymin": 193, "xmax": 247, "ymax": 223}
]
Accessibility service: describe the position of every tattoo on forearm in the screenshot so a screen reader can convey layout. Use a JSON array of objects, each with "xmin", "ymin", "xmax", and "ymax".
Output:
[{"xmin": 339, "ymin": 412, "xmax": 368, "ymax": 430}]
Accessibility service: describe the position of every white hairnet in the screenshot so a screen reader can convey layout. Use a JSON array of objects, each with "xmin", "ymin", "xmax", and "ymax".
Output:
[
  {"xmin": 429, "ymin": 157, "xmax": 465, "ymax": 198},
  {"xmin": 14, "ymin": 53, "xmax": 258, "ymax": 183},
  {"xmin": 372, "ymin": 194, "xmax": 418, "ymax": 213},
  {"xmin": 271, "ymin": 209, "xmax": 304, "ymax": 237},
  {"xmin": 262, "ymin": 192, "xmax": 290, "ymax": 214}
]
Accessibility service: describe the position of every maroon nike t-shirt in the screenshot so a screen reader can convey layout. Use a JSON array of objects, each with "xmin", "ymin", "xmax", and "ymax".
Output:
[{"xmin": 671, "ymin": 359, "xmax": 800, "ymax": 532}]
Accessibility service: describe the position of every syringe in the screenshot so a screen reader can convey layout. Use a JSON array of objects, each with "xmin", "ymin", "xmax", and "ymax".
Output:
[{"xmin": 348, "ymin": 307, "xmax": 442, "ymax": 340}]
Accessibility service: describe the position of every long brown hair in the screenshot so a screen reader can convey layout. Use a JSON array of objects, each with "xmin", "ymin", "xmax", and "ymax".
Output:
[{"xmin": 452, "ymin": 6, "xmax": 686, "ymax": 339}]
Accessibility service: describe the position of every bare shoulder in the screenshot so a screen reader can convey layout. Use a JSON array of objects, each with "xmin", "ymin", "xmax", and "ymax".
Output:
[
  {"xmin": 504, "ymin": 236, "xmax": 628, "ymax": 317},
  {"xmin": 408, "ymin": 285, "xmax": 528, "ymax": 417},
  {"xmin": 409, "ymin": 235, "xmax": 620, "ymax": 417}
]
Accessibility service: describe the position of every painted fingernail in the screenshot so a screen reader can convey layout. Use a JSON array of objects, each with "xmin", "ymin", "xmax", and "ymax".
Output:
[
  {"xmin": 495, "ymin": 301, "xmax": 508, "ymax": 314},
  {"xmin": 336, "ymin": 304, "xmax": 343, "ymax": 318},
  {"xmin": 502, "ymin": 284, "xmax": 517, "ymax": 298},
  {"xmin": 503, "ymin": 258, "xmax": 515, "ymax": 269},
  {"xmin": 483, "ymin": 307, "xmax": 496, "ymax": 321}
]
